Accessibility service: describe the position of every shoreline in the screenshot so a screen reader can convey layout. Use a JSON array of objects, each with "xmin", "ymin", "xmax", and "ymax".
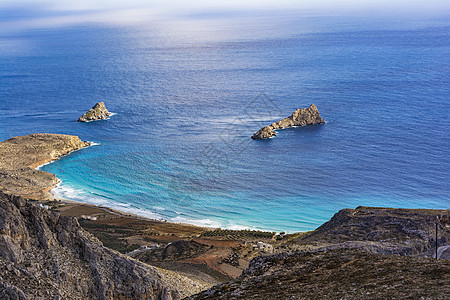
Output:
[
  {"xmin": 48, "ymin": 179, "xmax": 283, "ymax": 232},
  {"xmin": 26, "ymin": 136, "xmax": 214, "ymax": 231},
  {"xmin": 0, "ymin": 132, "xmax": 253, "ymax": 232},
  {"xmin": 34, "ymin": 142, "xmax": 270, "ymax": 231},
  {"xmin": 49, "ymin": 181, "xmax": 265, "ymax": 232},
  {"xmin": 1, "ymin": 133, "xmax": 448, "ymax": 235},
  {"xmin": 1, "ymin": 133, "xmax": 448, "ymax": 284}
]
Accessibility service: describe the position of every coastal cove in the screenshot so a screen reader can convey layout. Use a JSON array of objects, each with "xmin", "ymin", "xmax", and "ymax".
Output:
[{"xmin": 1, "ymin": 12, "xmax": 449, "ymax": 233}]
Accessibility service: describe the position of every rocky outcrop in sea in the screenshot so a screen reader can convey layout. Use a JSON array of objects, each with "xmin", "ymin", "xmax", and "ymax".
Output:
[
  {"xmin": 0, "ymin": 192, "xmax": 201, "ymax": 299},
  {"xmin": 78, "ymin": 102, "xmax": 111, "ymax": 122},
  {"xmin": 251, "ymin": 104, "xmax": 325, "ymax": 139}
]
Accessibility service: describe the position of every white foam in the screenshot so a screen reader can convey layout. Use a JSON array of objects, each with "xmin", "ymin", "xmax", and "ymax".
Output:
[
  {"xmin": 35, "ymin": 161, "xmax": 54, "ymax": 170},
  {"xmin": 52, "ymin": 184, "xmax": 108, "ymax": 205},
  {"xmin": 51, "ymin": 182, "xmax": 162, "ymax": 220},
  {"xmin": 79, "ymin": 113, "xmax": 116, "ymax": 122},
  {"xmin": 226, "ymin": 224, "xmax": 255, "ymax": 230},
  {"xmin": 170, "ymin": 215, "xmax": 222, "ymax": 228},
  {"xmin": 168, "ymin": 215, "xmax": 259, "ymax": 230},
  {"xmin": 111, "ymin": 205, "xmax": 162, "ymax": 220},
  {"xmin": 152, "ymin": 206, "xmax": 166, "ymax": 211},
  {"xmin": 87, "ymin": 141, "xmax": 101, "ymax": 146}
]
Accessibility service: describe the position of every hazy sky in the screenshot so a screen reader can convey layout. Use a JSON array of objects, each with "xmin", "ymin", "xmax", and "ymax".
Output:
[
  {"xmin": 2, "ymin": 0, "xmax": 450, "ymax": 14},
  {"xmin": 1, "ymin": 0, "xmax": 449, "ymax": 33}
]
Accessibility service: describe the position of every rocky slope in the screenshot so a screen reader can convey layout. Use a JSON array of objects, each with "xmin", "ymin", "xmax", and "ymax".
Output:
[
  {"xmin": 78, "ymin": 102, "xmax": 111, "ymax": 122},
  {"xmin": 0, "ymin": 192, "xmax": 204, "ymax": 299},
  {"xmin": 190, "ymin": 206, "xmax": 450, "ymax": 299},
  {"xmin": 0, "ymin": 134, "xmax": 90, "ymax": 200},
  {"xmin": 292, "ymin": 206, "xmax": 450, "ymax": 257},
  {"xmin": 190, "ymin": 248, "xmax": 450, "ymax": 299},
  {"xmin": 251, "ymin": 104, "xmax": 325, "ymax": 139}
]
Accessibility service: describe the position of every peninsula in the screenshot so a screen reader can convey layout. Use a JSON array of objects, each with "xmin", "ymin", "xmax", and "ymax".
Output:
[
  {"xmin": 0, "ymin": 133, "xmax": 90, "ymax": 200},
  {"xmin": 251, "ymin": 104, "xmax": 325, "ymax": 139}
]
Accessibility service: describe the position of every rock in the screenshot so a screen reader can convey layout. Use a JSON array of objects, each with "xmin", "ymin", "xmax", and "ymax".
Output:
[
  {"xmin": 251, "ymin": 126, "xmax": 277, "ymax": 139},
  {"xmin": 251, "ymin": 104, "xmax": 325, "ymax": 139},
  {"xmin": 0, "ymin": 192, "xmax": 199, "ymax": 299},
  {"xmin": 77, "ymin": 102, "xmax": 111, "ymax": 122}
]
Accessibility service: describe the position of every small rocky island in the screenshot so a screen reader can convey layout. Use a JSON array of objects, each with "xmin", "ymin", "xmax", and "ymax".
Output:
[
  {"xmin": 77, "ymin": 102, "xmax": 111, "ymax": 122},
  {"xmin": 251, "ymin": 104, "xmax": 325, "ymax": 139}
]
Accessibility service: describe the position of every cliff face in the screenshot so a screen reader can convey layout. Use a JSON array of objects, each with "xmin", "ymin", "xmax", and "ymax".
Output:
[
  {"xmin": 0, "ymin": 192, "xmax": 202, "ymax": 299},
  {"xmin": 78, "ymin": 102, "xmax": 111, "ymax": 122},
  {"xmin": 251, "ymin": 104, "xmax": 325, "ymax": 139},
  {"xmin": 0, "ymin": 133, "xmax": 90, "ymax": 200}
]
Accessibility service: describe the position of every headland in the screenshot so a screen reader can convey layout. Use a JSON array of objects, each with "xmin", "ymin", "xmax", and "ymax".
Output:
[{"xmin": 0, "ymin": 133, "xmax": 90, "ymax": 200}]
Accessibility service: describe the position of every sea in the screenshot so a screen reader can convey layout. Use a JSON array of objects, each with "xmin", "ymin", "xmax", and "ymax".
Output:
[{"xmin": 1, "ymin": 7, "xmax": 449, "ymax": 232}]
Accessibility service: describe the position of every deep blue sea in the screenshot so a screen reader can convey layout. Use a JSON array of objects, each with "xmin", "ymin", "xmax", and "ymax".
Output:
[{"xmin": 1, "ymin": 10, "xmax": 449, "ymax": 232}]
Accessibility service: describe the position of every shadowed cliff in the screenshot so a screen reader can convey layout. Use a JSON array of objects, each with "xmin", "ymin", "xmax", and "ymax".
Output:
[{"xmin": 0, "ymin": 192, "xmax": 205, "ymax": 299}]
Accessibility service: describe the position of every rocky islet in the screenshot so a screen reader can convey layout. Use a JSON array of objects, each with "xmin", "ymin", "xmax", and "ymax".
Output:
[
  {"xmin": 251, "ymin": 104, "xmax": 325, "ymax": 139},
  {"xmin": 78, "ymin": 102, "xmax": 111, "ymax": 122}
]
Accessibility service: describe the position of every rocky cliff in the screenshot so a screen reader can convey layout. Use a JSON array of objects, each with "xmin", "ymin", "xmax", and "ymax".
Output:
[
  {"xmin": 251, "ymin": 104, "xmax": 325, "ymax": 139},
  {"xmin": 0, "ymin": 134, "xmax": 91, "ymax": 200},
  {"xmin": 78, "ymin": 102, "xmax": 111, "ymax": 122},
  {"xmin": 0, "ymin": 192, "xmax": 203, "ymax": 299}
]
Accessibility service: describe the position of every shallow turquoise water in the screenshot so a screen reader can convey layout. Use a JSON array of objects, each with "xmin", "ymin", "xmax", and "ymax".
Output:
[{"xmin": 1, "ymin": 10, "xmax": 449, "ymax": 232}]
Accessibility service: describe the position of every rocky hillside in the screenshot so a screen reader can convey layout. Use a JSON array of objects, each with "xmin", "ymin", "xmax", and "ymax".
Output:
[
  {"xmin": 0, "ymin": 133, "xmax": 90, "ymax": 200},
  {"xmin": 190, "ymin": 248, "xmax": 450, "ymax": 299},
  {"xmin": 190, "ymin": 207, "xmax": 450, "ymax": 299},
  {"xmin": 292, "ymin": 206, "xmax": 450, "ymax": 257},
  {"xmin": 251, "ymin": 104, "xmax": 324, "ymax": 139},
  {"xmin": 0, "ymin": 192, "xmax": 205, "ymax": 299}
]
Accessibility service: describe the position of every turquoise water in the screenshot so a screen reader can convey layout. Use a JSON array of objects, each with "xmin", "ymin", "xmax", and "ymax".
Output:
[{"xmin": 1, "ymin": 9, "xmax": 449, "ymax": 232}]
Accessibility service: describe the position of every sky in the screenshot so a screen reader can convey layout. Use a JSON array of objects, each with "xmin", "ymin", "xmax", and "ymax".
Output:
[
  {"xmin": 2, "ymin": 0, "xmax": 450, "ymax": 15},
  {"xmin": 1, "ymin": 0, "xmax": 449, "ymax": 33}
]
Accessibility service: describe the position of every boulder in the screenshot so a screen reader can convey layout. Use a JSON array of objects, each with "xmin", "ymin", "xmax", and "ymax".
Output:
[{"xmin": 78, "ymin": 102, "xmax": 111, "ymax": 122}]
